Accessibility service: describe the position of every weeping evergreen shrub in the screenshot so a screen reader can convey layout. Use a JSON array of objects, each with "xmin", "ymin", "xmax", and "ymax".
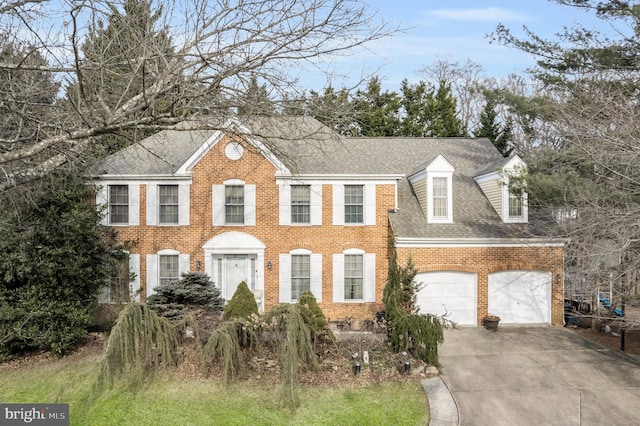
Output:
[
  {"xmin": 202, "ymin": 319, "xmax": 258, "ymax": 384},
  {"xmin": 383, "ymin": 241, "xmax": 451, "ymax": 366},
  {"xmin": 99, "ymin": 302, "xmax": 179, "ymax": 386},
  {"xmin": 223, "ymin": 281, "xmax": 258, "ymax": 320},
  {"xmin": 264, "ymin": 304, "xmax": 318, "ymax": 409}
]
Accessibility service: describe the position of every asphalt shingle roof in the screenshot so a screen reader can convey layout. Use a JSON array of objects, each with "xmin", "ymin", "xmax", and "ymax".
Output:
[{"xmin": 99, "ymin": 117, "xmax": 536, "ymax": 240}]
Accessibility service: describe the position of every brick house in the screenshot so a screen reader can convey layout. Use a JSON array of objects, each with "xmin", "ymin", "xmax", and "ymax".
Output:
[{"xmin": 95, "ymin": 117, "xmax": 564, "ymax": 326}]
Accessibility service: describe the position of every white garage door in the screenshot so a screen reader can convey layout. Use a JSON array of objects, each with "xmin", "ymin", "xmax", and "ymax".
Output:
[
  {"xmin": 488, "ymin": 271, "xmax": 551, "ymax": 324},
  {"xmin": 415, "ymin": 272, "xmax": 477, "ymax": 325}
]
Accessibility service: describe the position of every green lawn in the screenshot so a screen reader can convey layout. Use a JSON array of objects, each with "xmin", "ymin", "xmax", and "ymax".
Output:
[{"xmin": 0, "ymin": 354, "xmax": 429, "ymax": 425}]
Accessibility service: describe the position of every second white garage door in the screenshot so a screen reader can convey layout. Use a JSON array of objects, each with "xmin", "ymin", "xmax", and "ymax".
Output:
[
  {"xmin": 488, "ymin": 271, "xmax": 552, "ymax": 324},
  {"xmin": 415, "ymin": 271, "xmax": 477, "ymax": 325}
]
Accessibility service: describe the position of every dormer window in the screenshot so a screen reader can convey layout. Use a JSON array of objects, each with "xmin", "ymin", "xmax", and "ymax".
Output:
[
  {"xmin": 432, "ymin": 177, "xmax": 448, "ymax": 218},
  {"xmin": 503, "ymin": 182, "xmax": 528, "ymax": 223},
  {"xmin": 425, "ymin": 155, "xmax": 454, "ymax": 224},
  {"xmin": 509, "ymin": 192, "xmax": 523, "ymax": 218}
]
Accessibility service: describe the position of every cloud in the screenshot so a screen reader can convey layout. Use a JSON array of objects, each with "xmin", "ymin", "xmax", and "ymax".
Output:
[{"xmin": 429, "ymin": 7, "xmax": 528, "ymax": 22}]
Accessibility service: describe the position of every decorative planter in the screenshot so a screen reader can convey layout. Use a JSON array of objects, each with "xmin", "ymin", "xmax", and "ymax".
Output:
[{"xmin": 482, "ymin": 315, "xmax": 501, "ymax": 331}]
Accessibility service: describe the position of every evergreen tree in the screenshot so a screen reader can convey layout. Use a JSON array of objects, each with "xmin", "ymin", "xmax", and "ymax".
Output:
[
  {"xmin": 0, "ymin": 172, "xmax": 117, "ymax": 357},
  {"xmin": 236, "ymin": 75, "xmax": 274, "ymax": 116},
  {"xmin": 474, "ymin": 97, "xmax": 513, "ymax": 157},
  {"xmin": 67, "ymin": 0, "xmax": 176, "ymax": 154},
  {"xmin": 399, "ymin": 79, "xmax": 435, "ymax": 137},
  {"xmin": 305, "ymin": 86, "xmax": 354, "ymax": 135},
  {"xmin": 427, "ymin": 80, "xmax": 466, "ymax": 137},
  {"xmin": 147, "ymin": 272, "xmax": 224, "ymax": 321},
  {"xmin": 352, "ymin": 77, "xmax": 401, "ymax": 136}
]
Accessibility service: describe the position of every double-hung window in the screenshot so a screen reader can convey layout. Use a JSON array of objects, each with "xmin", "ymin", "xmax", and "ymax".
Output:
[
  {"xmin": 109, "ymin": 185, "xmax": 129, "ymax": 225},
  {"xmin": 432, "ymin": 177, "xmax": 448, "ymax": 218},
  {"xmin": 225, "ymin": 185, "xmax": 245, "ymax": 224},
  {"xmin": 344, "ymin": 185, "xmax": 364, "ymax": 224},
  {"xmin": 508, "ymin": 192, "xmax": 523, "ymax": 218},
  {"xmin": 344, "ymin": 254, "xmax": 364, "ymax": 300},
  {"xmin": 159, "ymin": 185, "xmax": 179, "ymax": 225},
  {"xmin": 159, "ymin": 254, "xmax": 179, "ymax": 286},
  {"xmin": 291, "ymin": 254, "xmax": 311, "ymax": 301},
  {"xmin": 291, "ymin": 185, "xmax": 311, "ymax": 224}
]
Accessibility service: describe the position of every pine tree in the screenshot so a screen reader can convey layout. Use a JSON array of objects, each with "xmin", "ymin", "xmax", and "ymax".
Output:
[
  {"xmin": 223, "ymin": 281, "xmax": 258, "ymax": 320},
  {"xmin": 474, "ymin": 98, "xmax": 513, "ymax": 157},
  {"xmin": 67, "ymin": 0, "xmax": 176, "ymax": 153},
  {"xmin": 236, "ymin": 75, "xmax": 274, "ymax": 116},
  {"xmin": 399, "ymin": 79, "xmax": 435, "ymax": 137},
  {"xmin": 427, "ymin": 80, "xmax": 466, "ymax": 137},
  {"xmin": 352, "ymin": 77, "xmax": 401, "ymax": 136}
]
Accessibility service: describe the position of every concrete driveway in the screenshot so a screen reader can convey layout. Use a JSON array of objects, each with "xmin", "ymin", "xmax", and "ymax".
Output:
[{"xmin": 438, "ymin": 326, "xmax": 640, "ymax": 426}]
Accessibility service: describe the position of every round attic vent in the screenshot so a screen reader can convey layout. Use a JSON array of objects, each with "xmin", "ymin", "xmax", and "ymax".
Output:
[{"xmin": 225, "ymin": 142, "xmax": 244, "ymax": 160}]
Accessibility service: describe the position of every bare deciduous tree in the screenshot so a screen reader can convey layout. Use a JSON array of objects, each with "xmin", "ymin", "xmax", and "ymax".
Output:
[{"xmin": 0, "ymin": 0, "xmax": 395, "ymax": 190}]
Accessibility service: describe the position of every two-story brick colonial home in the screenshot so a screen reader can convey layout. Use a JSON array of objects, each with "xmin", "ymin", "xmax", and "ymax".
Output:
[{"xmin": 95, "ymin": 116, "xmax": 564, "ymax": 326}]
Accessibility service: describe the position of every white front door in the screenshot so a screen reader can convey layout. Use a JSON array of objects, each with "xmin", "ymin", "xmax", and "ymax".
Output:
[{"xmin": 225, "ymin": 255, "xmax": 247, "ymax": 299}]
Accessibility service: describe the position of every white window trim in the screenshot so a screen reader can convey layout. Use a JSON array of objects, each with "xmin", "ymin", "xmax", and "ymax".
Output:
[
  {"xmin": 502, "ymin": 179, "xmax": 528, "ymax": 223},
  {"xmin": 332, "ymin": 249, "xmax": 375, "ymax": 303},
  {"xmin": 427, "ymin": 173, "xmax": 453, "ymax": 224},
  {"xmin": 146, "ymin": 183, "xmax": 190, "ymax": 226},
  {"xmin": 213, "ymin": 179, "xmax": 256, "ymax": 226},
  {"xmin": 98, "ymin": 183, "xmax": 140, "ymax": 226},
  {"xmin": 279, "ymin": 183, "xmax": 322, "ymax": 226},
  {"xmin": 332, "ymin": 183, "xmax": 376, "ymax": 226},
  {"xmin": 146, "ymin": 249, "xmax": 190, "ymax": 298},
  {"xmin": 279, "ymin": 249, "xmax": 322, "ymax": 303}
]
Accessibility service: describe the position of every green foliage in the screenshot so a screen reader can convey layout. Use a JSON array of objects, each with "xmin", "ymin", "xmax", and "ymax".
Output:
[
  {"xmin": 223, "ymin": 281, "xmax": 258, "ymax": 320},
  {"xmin": 383, "ymin": 245, "xmax": 449, "ymax": 365},
  {"xmin": 202, "ymin": 319, "xmax": 258, "ymax": 384},
  {"xmin": 307, "ymin": 76, "xmax": 467, "ymax": 138},
  {"xmin": 0, "ymin": 172, "xmax": 116, "ymax": 358},
  {"xmin": 352, "ymin": 76, "xmax": 402, "ymax": 136},
  {"xmin": 99, "ymin": 302, "xmax": 179, "ymax": 387},
  {"xmin": 147, "ymin": 272, "xmax": 224, "ymax": 321},
  {"xmin": 474, "ymin": 97, "xmax": 513, "ymax": 157},
  {"xmin": 263, "ymin": 304, "xmax": 318, "ymax": 409},
  {"xmin": 67, "ymin": 0, "xmax": 177, "ymax": 154},
  {"xmin": 297, "ymin": 291, "xmax": 329, "ymax": 336},
  {"xmin": 493, "ymin": 1, "xmax": 640, "ymax": 83},
  {"xmin": 428, "ymin": 80, "xmax": 466, "ymax": 137}
]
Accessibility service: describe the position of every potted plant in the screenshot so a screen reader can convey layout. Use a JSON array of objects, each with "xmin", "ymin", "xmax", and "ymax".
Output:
[{"xmin": 482, "ymin": 314, "xmax": 501, "ymax": 331}]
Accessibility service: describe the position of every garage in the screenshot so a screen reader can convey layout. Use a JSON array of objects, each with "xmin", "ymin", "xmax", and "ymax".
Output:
[
  {"xmin": 488, "ymin": 271, "xmax": 552, "ymax": 324},
  {"xmin": 415, "ymin": 271, "xmax": 477, "ymax": 325}
]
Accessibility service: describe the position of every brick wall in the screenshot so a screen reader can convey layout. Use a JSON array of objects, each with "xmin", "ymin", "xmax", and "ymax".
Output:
[
  {"xmin": 396, "ymin": 245, "xmax": 565, "ymax": 325},
  {"xmin": 109, "ymin": 134, "xmax": 564, "ymax": 324},
  {"xmin": 113, "ymin": 135, "xmax": 392, "ymax": 320}
]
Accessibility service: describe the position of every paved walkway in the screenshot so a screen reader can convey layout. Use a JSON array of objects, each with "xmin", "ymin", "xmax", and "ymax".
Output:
[{"xmin": 425, "ymin": 326, "xmax": 640, "ymax": 426}]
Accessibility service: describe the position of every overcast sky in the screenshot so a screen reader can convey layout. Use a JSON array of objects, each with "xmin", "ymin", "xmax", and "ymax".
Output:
[{"xmin": 299, "ymin": 0, "xmax": 608, "ymax": 91}]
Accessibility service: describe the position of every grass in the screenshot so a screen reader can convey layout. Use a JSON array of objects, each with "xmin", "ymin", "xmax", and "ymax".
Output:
[{"xmin": 0, "ymin": 354, "xmax": 429, "ymax": 425}]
